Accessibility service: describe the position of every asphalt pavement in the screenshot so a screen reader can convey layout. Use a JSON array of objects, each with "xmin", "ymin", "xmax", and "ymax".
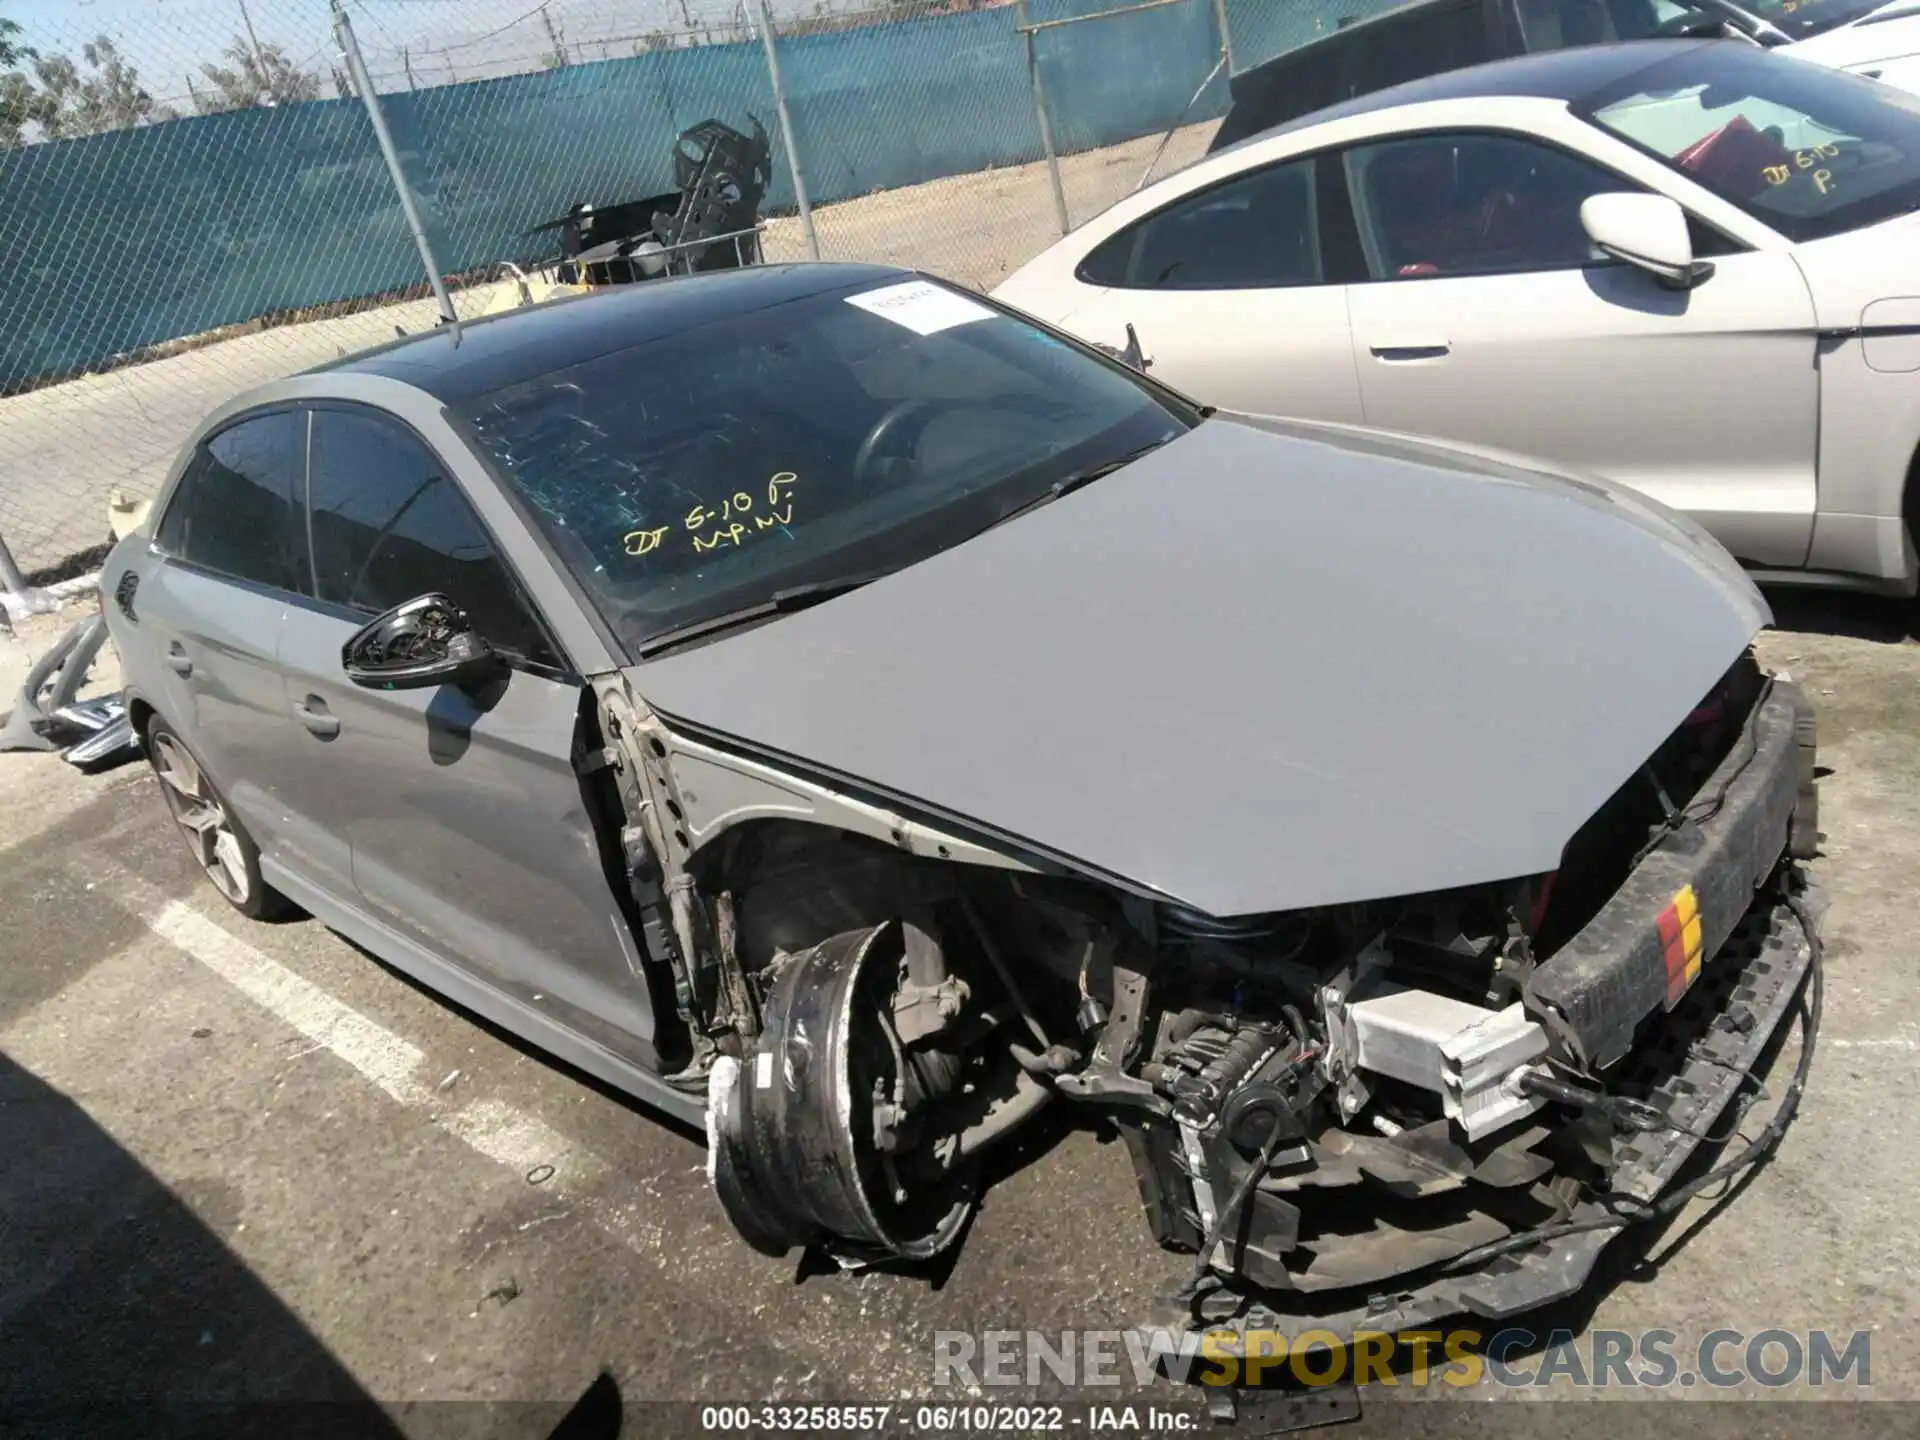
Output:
[{"xmin": 1, "ymin": 593, "xmax": 1916, "ymax": 1438}]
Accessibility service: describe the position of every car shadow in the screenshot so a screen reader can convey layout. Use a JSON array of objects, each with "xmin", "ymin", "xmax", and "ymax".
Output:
[
  {"xmin": 1762, "ymin": 585, "xmax": 1920, "ymax": 644},
  {"xmin": 0, "ymin": 1048, "xmax": 404, "ymax": 1438}
]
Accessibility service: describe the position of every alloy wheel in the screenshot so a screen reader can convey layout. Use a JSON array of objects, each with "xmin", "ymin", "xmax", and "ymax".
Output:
[{"xmin": 150, "ymin": 733, "xmax": 251, "ymax": 906}]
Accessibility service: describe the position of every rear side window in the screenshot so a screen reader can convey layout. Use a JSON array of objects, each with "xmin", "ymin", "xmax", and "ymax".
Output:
[
  {"xmin": 156, "ymin": 411, "xmax": 308, "ymax": 593},
  {"xmin": 1516, "ymin": 0, "xmax": 1646, "ymax": 49},
  {"xmin": 306, "ymin": 408, "xmax": 558, "ymax": 666},
  {"xmin": 1208, "ymin": 0, "xmax": 1492, "ymax": 152},
  {"xmin": 1078, "ymin": 157, "xmax": 1321, "ymax": 289},
  {"xmin": 1343, "ymin": 0, "xmax": 1494, "ymax": 97},
  {"xmin": 1211, "ymin": 51, "xmax": 1343, "ymax": 151}
]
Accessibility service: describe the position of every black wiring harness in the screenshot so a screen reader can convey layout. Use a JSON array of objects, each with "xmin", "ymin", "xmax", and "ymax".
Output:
[{"xmin": 1631, "ymin": 676, "xmax": 1774, "ymax": 870}]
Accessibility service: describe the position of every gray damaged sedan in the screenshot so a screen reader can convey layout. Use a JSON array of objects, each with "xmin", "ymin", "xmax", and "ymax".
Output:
[{"xmin": 104, "ymin": 263, "xmax": 1823, "ymax": 1344}]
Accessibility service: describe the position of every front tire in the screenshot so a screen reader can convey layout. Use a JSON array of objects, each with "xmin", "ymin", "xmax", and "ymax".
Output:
[{"xmin": 145, "ymin": 717, "xmax": 293, "ymax": 921}]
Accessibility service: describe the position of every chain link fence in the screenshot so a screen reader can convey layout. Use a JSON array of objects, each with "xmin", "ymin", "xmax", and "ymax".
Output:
[{"xmin": 0, "ymin": 0, "xmax": 1384, "ymax": 600}]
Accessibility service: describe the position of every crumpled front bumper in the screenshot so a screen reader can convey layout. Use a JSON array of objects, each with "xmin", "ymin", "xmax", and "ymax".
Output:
[
  {"xmin": 1161, "ymin": 870, "xmax": 1822, "ymax": 1346},
  {"xmin": 1151, "ymin": 675, "xmax": 1823, "ymax": 1347},
  {"xmin": 1525, "ymin": 678, "xmax": 1818, "ymax": 1071}
]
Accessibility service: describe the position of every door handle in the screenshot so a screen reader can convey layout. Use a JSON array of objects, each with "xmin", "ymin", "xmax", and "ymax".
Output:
[
  {"xmin": 1369, "ymin": 342, "xmax": 1451, "ymax": 362},
  {"xmin": 165, "ymin": 642, "xmax": 193, "ymax": 678},
  {"xmin": 294, "ymin": 698, "xmax": 341, "ymax": 740}
]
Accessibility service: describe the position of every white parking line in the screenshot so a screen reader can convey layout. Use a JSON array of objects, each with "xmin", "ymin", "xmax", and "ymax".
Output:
[
  {"xmin": 149, "ymin": 902, "xmax": 423, "ymax": 1103},
  {"xmin": 129, "ymin": 888, "xmax": 663, "ymax": 1257}
]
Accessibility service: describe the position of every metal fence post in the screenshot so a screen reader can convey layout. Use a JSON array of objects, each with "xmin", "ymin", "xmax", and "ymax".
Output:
[
  {"xmin": 332, "ymin": 1, "xmax": 458, "ymax": 330},
  {"xmin": 1212, "ymin": 0, "xmax": 1237, "ymax": 74},
  {"xmin": 1015, "ymin": 0, "xmax": 1071, "ymax": 236},
  {"xmin": 0, "ymin": 530, "xmax": 54, "ymax": 618},
  {"xmin": 748, "ymin": 0, "xmax": 820, "ymax": 260}
]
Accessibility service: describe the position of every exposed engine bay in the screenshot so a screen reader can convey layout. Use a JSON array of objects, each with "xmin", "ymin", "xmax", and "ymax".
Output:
[{"xmin": 605, "ymin": 650, "xmax": 1821, "ymax": 1334}]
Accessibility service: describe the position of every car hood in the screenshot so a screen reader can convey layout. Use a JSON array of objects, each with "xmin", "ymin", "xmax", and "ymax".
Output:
[
  {"xmin": 632, "ymin": 415, "xmax": 1768, "ymax": 917},
  {"xmin": 1784, "ymin": 7, "xmax": 1920, "ymax": 65}
]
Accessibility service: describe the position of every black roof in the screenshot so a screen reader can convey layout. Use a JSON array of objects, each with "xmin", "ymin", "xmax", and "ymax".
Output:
[
  {"xmin": 1217, "ymin": 39, "xmax": 1718, "ymax": 154},
  {"xmin": 317, "ymin": 261, "xmax": 906, "ymax": 401}
]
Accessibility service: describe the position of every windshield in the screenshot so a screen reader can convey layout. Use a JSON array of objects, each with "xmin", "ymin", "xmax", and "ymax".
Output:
[
  {"xmin": 1578, "ymin": 43, "xmax": 1920, "ymax": 240},
  {"xmin": 462, "ymin": 279, "xmax": 1194, "ymax": 654}
]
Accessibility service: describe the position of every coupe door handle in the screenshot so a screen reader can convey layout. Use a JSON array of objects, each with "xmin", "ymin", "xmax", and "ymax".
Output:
[
  {"xmin": 294, "ymin": 698, "xmax": 341, "ymax": 739},
  {"xmin": 165, "ymin": 642, "xmax": 193, "ymax": 677},
  {"xmin": 1369, "ymin": 341, "xmax": 1451, "ymax": 362}
]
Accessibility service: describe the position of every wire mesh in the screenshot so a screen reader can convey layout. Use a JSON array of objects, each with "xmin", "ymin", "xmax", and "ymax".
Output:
[{"xmin": 0, "ymin": 0, "xmax": 1355, "ymax": 584}]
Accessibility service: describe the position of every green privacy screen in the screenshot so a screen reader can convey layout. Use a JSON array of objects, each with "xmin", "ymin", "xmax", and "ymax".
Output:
[{"xmin": 0, "ymin": 0, "xmax": 1394, "ymax": 388}]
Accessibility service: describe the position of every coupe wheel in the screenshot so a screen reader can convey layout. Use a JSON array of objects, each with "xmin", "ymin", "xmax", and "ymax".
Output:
[{"xmin": 145, "ymin": 718, "xmax": 292, "ymax": 920}]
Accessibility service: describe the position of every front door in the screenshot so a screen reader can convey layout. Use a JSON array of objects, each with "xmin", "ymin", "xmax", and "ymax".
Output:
[
  {"xmin": 1058, "ymin": 153, "xmax": 1365, "ymax": 423},
  {"xmin": 1338, "ymin": 129, "xmax": 1820, "ymax": 567},
  {"xmin": 274, "ymin": 403, "xmax": 660, "ymax": 1066}
]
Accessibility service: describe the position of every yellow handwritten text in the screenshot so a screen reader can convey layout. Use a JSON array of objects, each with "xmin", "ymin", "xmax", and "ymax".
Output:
[
  {"xmin": 623, "ymin": 525, "xmax": 671, "ymax": 556},
  {"xmin": 692, "ymin": 522, "xmax": 750, "ymax": 553},
  {"xmin": 632, "ymin": 473, "xmax": 802, "ymax": 560}
]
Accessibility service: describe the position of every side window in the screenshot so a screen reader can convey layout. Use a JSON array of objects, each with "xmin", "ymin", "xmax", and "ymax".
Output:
[
  {"xmin": 1077, "ymin": 157, "xmax": 1321, "ymax": 291},
  {"xmin": 1343, "ymin": 131, "xmax": 1635, "ymax": 280},
  {"xmin": 306, "ymin": 409, "xmax": 559, "ymax": 667},
  {"xmin": 1210, "ymin": 55, "xmax": 1339, "ymax": 151},
  {"xmin": 155, "ymin": 411, "xmax": 308, "ymax": 593},
  {"xmin": 1342, "ymin": 1, "xmax": 1494, "ymax": 97},
  {"xmin": 1688, "ymin": 212, "xmax": 1745, "ymax": 257},
  {"xmin": 1517, "ymin": 0, "xmax": 1631, "ymax": 50}
]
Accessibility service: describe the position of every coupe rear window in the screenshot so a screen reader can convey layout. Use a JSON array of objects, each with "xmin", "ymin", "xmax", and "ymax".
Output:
[
  {"xmin": 461, "ymin": 280, "xmax": 1193, "ymax": 654},
  {"xmin": 1579, "ymin": 42, "xmax": 1920, "ymax": 241}
]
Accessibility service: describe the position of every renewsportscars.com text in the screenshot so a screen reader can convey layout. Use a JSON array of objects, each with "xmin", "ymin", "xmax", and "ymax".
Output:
[{"xmin": 933, "ymin": 1327, "xmax": 1872, "ymax": 1390}]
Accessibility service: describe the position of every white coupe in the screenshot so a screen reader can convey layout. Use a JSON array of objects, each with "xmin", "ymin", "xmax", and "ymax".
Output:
[{"xmin": 995, "ymin": 40, "xmax": 1920, "ymax": 593}]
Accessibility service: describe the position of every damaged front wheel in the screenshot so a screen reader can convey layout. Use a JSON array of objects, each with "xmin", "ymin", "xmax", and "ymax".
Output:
[{"xmin": 709, "ymin": 920, "xmax": 981, "ymax": 1265}]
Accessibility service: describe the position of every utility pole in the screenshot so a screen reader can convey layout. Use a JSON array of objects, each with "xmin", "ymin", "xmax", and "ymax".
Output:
[
  {"xmin": 236, "ymin": 0, "xmax": 273, "ymax": 94},
  {"xmin": 1211, "ymin": 0, "xmax": 1235, "ymax": 75},
  {"xmin": 747, "ymin": 0, "xmax": 818, "ymax": 258},
  {"xmin": 332, "ymin": 2, "xmax": 459, "ymax": 335}
]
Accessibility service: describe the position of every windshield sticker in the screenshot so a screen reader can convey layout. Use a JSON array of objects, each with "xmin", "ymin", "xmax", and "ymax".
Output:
[
  {"xmin": 623, "ymin": 472, "xmax": 798, "ymax": 559},
  {"xmin": 845, "ymin": 281, "xmax": 995, "ymax": 336}
]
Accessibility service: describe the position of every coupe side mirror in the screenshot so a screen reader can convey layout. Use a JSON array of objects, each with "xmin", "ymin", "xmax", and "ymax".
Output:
[
  {"xmin": 1580, "ymin": 193, "xmax": 1715, "ymax": 290},
  {"xmin": 343, "ymin": 593, "xmax": 503, "ymax": 692}
]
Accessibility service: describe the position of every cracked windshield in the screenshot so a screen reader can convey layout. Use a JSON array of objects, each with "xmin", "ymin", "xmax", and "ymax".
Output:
[{"xmin": 462, "ymin": 278, "xmax": 1189, "ymax": 653}]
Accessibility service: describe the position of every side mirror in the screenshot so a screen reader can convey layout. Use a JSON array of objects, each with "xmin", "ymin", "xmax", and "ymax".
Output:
[
  {"xmin": 342, "ymin": 593, "xmax": 503, "ymax": 692},
  {"xmin": 1094, "ymin": 322, "xmax": 1151, "ymax": 373},
  {"xmin": 1580, "ymin": 192, "xmax": 1715, "ymax": 289}
]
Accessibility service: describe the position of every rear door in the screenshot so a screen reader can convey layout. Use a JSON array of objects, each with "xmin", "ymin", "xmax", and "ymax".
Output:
[
  {"xmin": 1337, "ymin": 128, "xmax": 1820, "ymax": 566},
  {"xmin": 141, "ymin": 409, "xmax": 309, "ymax": 853},
  {"xmin": 274, "ymin": 402, "xmax": 660, "ymax": 1064},
  {"xmin": 1061, "ymin": 153, "xmax": 1365, "ymax": 422}
]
